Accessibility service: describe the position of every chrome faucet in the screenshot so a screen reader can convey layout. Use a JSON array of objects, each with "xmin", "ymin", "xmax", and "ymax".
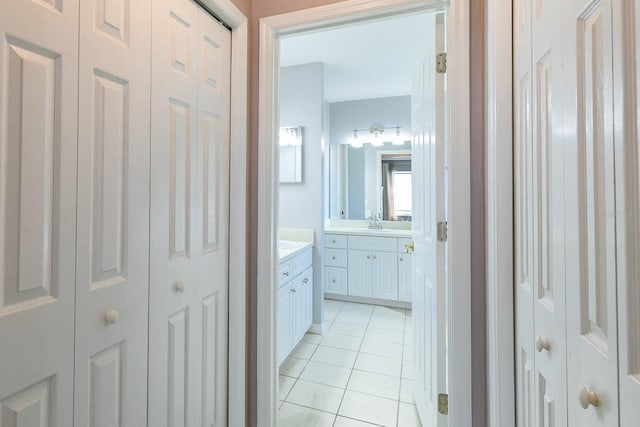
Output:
[{"xmin": 368, "ymin": 213, "xmax": 383, "ymax": 229}]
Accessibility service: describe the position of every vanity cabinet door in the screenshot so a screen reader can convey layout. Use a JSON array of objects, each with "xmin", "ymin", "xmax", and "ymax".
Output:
[
  {"xmin": 371, "ymin": 252, "xmax": 398, "ymax": 300},
  {"xmin": 301, "ymin": 267, "xmax": 313, "ymax": 332},
  {"xmin": 291, "ymin": 279, "xmax": 305, "ymax": 344},
  {"xmin": 348, "ymin": 250, "xmax": 373, "ymax": 297},
  {"xmin": 278, "ymin": 284, "xmax": 293, "ymax": 365},
  {"xmin": 398, "ymin": 253, "xmax": 413, "ymax": 302},
  {"xmin": 325, "ymin": 267, "xmax": 347, "ymax": 295}
]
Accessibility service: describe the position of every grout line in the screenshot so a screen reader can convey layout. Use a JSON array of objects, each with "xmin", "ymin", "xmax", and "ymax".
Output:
[{"xmin": 331, "ymin": 301, "xmax": 374, "ymax": 427}]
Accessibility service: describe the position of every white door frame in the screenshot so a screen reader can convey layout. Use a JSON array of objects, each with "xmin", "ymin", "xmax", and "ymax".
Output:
[
  {"xmin": 197, "ymin": 1, "xmax": 248, "ymax": 426},
  {"xmin": 485, "ymin": 0, "xmax": 516, "ymax": 426},
  {"xmin": 257, "ymin": 0, "xmax": 472, "ymax": 425}
]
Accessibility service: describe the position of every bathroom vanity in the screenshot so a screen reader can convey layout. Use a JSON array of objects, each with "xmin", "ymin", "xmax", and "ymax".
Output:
[
  {"xmin": 278, "ymin": 237, "xmax": 314, "ymax": 365},
  {"xmin": 323, "ymin": 225, "xmax": 413, "ymax": 306}
]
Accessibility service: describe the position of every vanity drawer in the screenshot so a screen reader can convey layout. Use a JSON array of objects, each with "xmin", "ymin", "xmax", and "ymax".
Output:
[
  {"xmin": 279, "ymin": 262, "xmax": 292, "ymax": 287},
  {"xmin": 348, "ymin": 236, "xmax": 397, "ymax": 253},
  {"xmin": 291, "ymin": 247, "xmax": 313, "ymax": 278},
  {"xmin": 325, "ymin": 234, "xmax": 347, "ymax": 249},
  {"xmin": 398, "ymin": 238, "xmax": 413, "ymax": 253},
  {"xmin": 324, "ymin": 249, "xmax": 347, "ymax": 268}
]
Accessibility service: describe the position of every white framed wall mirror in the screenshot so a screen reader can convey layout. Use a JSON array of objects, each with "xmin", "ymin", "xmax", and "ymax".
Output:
[{"xmin": 279, "ymin": 126, "xmax": 303, "ymax": 183}]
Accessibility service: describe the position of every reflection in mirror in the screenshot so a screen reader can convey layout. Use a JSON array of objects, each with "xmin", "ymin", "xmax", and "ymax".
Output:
[
  {"xmin": 328, "ymin": 142, "xmax": 412, "ymax": 221},
  {"xmin": 380, "ymin": 152, "xmax": 412, "ymax": 221},
  {"xmin": 279, "ymin": 126, "xmax": 303, "ymax": 183}
]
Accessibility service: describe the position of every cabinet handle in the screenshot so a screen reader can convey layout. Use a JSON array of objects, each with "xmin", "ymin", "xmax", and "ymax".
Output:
[
  {"xmin": 399, "ymin": 257, "xmax": 403, "ymax": 262},
  {"xmin": 332, "ymin": 256, "xmax": 336, "ymax": 260},
  {"xmin": 367, "ymin": 255, "xmax": 371, "ymax": 259},
  {"xmin": 290, "ymin": 289, "xmax": 296, "ymax": 293},
  {"xmin": 332, "ymin": 239, "xmax": 336, "ymax": 243},
  {"xmin": 175, "ymin": 281, "xmax": 186, "ymax": 293},
  {"xmin": 104, "ymin": 309, "xmax": 119, "ymax": 325},
  {"xmin": 283, "ymin": 272, "xmax": 289, "ymax": 277},
  {"xmin": 535, "ymin": 336, "xmax": 551, "ymax": 352},
  {"xmin": 332, "ymin": 279, "xmax": 336, "ymax": 283},
  {"xmin": 578, "ymin": 386, "xmax": 601, "ymax": 409},
  {"xmin": 302, "ymin": 278, "xmax": 309, "ymax": 284},
  {"xmin": 373, "ymin": 255, "xmax": 377, "ymax": 260}
]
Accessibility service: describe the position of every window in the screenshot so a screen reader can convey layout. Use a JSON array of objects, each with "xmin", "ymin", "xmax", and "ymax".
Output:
[{"xmin": 393, "ymin": 171, "xmax": 412, "ymax": 218}]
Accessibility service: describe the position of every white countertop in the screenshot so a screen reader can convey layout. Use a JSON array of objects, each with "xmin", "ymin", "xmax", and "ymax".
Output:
[
  {"xmin": 278, "ymin": 240, "xmax": 313, "ymax": 263},
  {"xmin": 323, "ymin": 226, "xmax": 412, "ymax": 238}
]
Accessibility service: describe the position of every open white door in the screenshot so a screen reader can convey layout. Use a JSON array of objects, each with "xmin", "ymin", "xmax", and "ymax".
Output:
[{"xmin": 411, "ymin": 12, "xmax": 447, "ymax": 427}]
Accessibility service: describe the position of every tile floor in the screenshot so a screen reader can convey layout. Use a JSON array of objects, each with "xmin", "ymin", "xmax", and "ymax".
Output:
[{"xmin": 278, "ymin": 299, "xmax": 421, "ymax": 427}]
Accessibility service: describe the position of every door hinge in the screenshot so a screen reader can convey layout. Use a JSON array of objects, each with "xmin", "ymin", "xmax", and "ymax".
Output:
[
  {"xmin": 437, "ymin": 221, "xmax": 448, "ymax": 242},
  {"xmin": 438, "ymin": 393, "xmax": 449, "ymax": 415},
  {"xmin": 436, "ymin": 52, "xmax": 447, "ymax": 73}
]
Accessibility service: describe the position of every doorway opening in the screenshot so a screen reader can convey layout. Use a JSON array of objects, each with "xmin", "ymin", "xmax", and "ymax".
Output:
[
  {"xmin": 275, "ymin": 11, "xmax": 439, "ymax": 427},
  {"xmin": 257, "ymin": 0, "xmax": 472, "ymax": 426}
]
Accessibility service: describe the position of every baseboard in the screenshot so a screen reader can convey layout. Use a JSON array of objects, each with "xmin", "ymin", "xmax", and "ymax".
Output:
[
  {"xmin": 324, "ymin": 293, "xmax": 412, "ymax": 309},
  {"xmin": 308, "ymin": 323, "xmax": 325, "ymax": 334}
]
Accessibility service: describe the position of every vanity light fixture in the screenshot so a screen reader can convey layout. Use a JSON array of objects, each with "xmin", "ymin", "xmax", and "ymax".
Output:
[
  {"xmin": 347, "ymin": 124, "xmax": 404, "ymax": 148},
  {"xmin": 279, "ymin": 126, "xmax": 303, "ymax": 147},
  {"xmin": 392, "ymin": 126, "xmax": 405, "ymax": 145}
]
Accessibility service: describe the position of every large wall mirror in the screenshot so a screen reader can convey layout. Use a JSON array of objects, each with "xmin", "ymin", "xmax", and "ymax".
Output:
[{"xmin": 328, "ymin": 142, "xmax": 412, "ymax": 221}]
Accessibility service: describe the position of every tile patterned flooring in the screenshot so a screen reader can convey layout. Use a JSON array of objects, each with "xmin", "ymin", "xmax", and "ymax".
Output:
[{"xmin": 278, "ymin": 299, "xmax": 422, "ymax": 427}]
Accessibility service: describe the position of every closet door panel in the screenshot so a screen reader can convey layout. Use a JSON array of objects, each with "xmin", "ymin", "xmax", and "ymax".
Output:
[
  {"xmin": 513, "ymin": 0, "xmax": 536, "ymax": 422},
  {"xmin": 196, "ymin": 14, "xmax": 231, "ymax": 427},
  {"xmin": 531, "ymin": 0, "xmax": 568, "ymax": 425},
  {"xmin": 614, "ymin": 0, "xmax": 640, "ymax": 422},
  {"xmin": 0, "ymin": 1, "xmax": 79, "ymax": 424},
  {"xmin": 74, "ymin": 0, "xmax": 151, "ymax": 424},
  {"xmin": 149, "ymin": 0, "xmax": 200, "ymax": 425},
  {"xmin": 564, "ymin": 0, "xmax": 619, "ymax": 424}
]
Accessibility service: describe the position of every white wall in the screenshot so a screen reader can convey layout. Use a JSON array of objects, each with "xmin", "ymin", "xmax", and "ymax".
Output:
[{"xmin": 279, "ymin": 63, "xmax": 325, "ymax": 326}]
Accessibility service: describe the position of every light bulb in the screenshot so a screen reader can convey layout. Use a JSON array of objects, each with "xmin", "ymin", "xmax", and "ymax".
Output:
[
  {"xmin": 392, "ymin": 127, "xmax": 405, "ymax": 145},
  {"xmin": 349, "ymin": 130, "xmax": 363, "ymax": 148}
]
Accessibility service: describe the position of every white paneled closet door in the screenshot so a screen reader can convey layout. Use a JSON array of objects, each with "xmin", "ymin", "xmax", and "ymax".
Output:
[
  {"xmin": 613, "ymin": 0, "xmax": 640, "ymax": 424},
  {"xmin": 74, "ymin": 0, "xmax": 151, "ymax": 424},
  {"xmin": 149, "ymin": 0, "xmax": 199, "ymax": 424},
  {"xmin": 0, "ymin": 0, "xmax": 79, "ymax": 424},
  {"xmin": 563, "ymin": 0, "xmax": 619, "ymax": 424},
  {"xmin": 195, "ymin": 11, "xmax": 231, "ymax": 427},
  {"xmin": 149, "ymin": 0, "xmax": 231, "ymax": 425},
  {"xmin": 514, "ymin": 0, "xmax": 568, "ymax": 424}
]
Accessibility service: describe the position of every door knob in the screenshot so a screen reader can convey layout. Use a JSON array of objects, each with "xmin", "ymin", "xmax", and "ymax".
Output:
[
  {"xmin": 175, "ymin": 281, "xmax": 186, "ymax": 293},
  {"xmin": 405, "ymin": 242, "xmax": 415, "ymax": 253},
  {"xmin": 535, "ymin": 336, "xmax": 551, "ymax": 352},
  {"xmin": 578, "ymin": 386, "xmax": 601, "ymax": 409},
  {"xmin": 104, "ymin": 309, "xmax": 119, "ymax": 325}
]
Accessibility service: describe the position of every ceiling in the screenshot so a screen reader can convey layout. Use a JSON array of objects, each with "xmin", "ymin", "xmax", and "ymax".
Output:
[{"xmin": 279, "ymin": 12, "xmax": 433, "ymax": 103}]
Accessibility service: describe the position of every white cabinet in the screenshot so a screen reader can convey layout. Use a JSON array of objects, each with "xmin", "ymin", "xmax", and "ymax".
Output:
[
  {"xmin": 278, "ymin": 248, "xmax": 313, "ymax": 365},
  {"xmin": 398, "ymin": 253, "xmax": 413, "ymax": 302},
  {"xmin": 372, "ymin": 252, "xmax": 398, "ymax": 300},
  {"xmin": 347, "ymin": 250, "xmax": 374, "ymax": 297},
  {"xmin": 347, "ymin": 250, "xmax": 398, "ymax": 300},
  {"xmin": 325, "ymin": 267, "xmax": 348, "ymax": 294},
  {"xmin": 323, "ymin": 234, "xmax": 349, "ymax": 297},
  {"xmin": 324, "ymin": 233, "xmax": 410, "ymax": 303},
  {"xmin": 278, "ymin": 285, "xmax": 293, "ymax": 363}
]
